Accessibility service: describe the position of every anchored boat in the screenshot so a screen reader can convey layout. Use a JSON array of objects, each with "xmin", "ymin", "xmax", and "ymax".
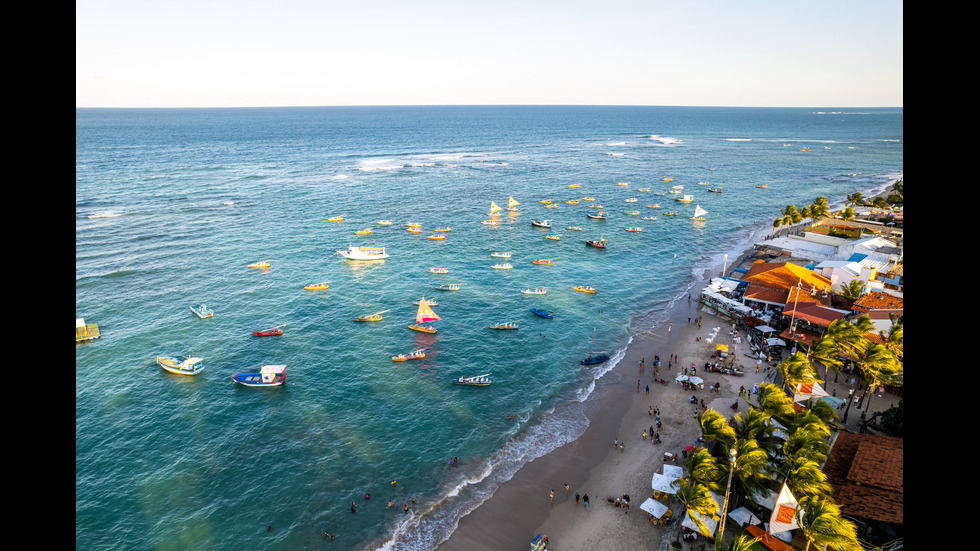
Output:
[
  {"xmin": 574, "ymin": 285, "xmax": 598, "ymax": 294},
  {"xmin": 490, "ymin": 321, "xmax": 519, "ymax": 330},
  {"xmin": 531, "ymin": 220, "xmax": 551, "ymax": 228},
  {"xmin": 190, "ymin": 304, "xmax": 213, "ymax": 318},
  {"xmin": 521, "ymin": 288, "xmax": 547, "ymax": 295},
  {"xmin": 247, "ymin": 260, "xmax": 273, "ymax": 268},
  {"xmin": 157, "ymin": 356, "xmax": 205, "ymax": 376},
  {"xmin": 304, "ymin": 282, "xmax": 330, "ymax": 290},
  {"xmin": 354, "ymin": 309, "xmax": 389, "ymax": 322},
  {"xmin": 231, "ymin": 365, "xmax": 286, "ymax": 387},
  {"xmin": 580, "ymin": 328, "xmax": 610, "ymax": 366},
  {"xmin": 530, "ymin": 308, "xmax": 554, "ymax": 319},
  {"xmin": 252, "ymin": 325, "xmax": 284, "ymax": 336},
  {"xmin": 392, "ymin": 348, "xmax": 428, "ymax": 361},
  {"xmin": 585, "ymin": 238, "xmax": 607, "ymax": 248},
  {"xmin": 337, "ymin": 245, "xmax": 389, "ymax": 260},
  {"xmin": 452, "ymin": 374, "xmax": 492, "ymax": 386}
]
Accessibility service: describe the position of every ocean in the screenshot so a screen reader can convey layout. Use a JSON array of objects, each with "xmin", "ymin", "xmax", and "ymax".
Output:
[{"xmin": 75, "ymin": 105, "xmax": 902, "ymax": 550}]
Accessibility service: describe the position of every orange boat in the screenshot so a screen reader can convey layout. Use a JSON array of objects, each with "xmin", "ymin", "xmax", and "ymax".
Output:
[
  {"xmin": 532, "ymin": 258, "xmax": 557, "ymax": 265},
  {"xmin": 392, "ymin": 348, "xmax": 428, "ymax": 361}
]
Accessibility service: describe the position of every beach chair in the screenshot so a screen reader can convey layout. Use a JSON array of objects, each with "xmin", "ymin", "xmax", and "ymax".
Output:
[{"xmin": 653, "ymin": 490, "xmax": 662, "ymax": 499}]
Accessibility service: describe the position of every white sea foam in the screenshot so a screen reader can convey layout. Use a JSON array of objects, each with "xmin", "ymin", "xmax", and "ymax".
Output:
[
  {"xmin": 330, "ymin": 174, "xmax": 348, "ymax": 179},
  {"xmin": 87, "ymin": 211, "xmax": 126, "ymax": 219},
  {"xmin": 648, "ymin": 135, "xmax": 682, "ymax": 145}
]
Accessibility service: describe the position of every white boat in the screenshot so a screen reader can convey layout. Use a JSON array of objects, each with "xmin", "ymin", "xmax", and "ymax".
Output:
[
  {"xmin": 231, "ymin": 365, "xmax": 286, "ymax": 387},
  {"xmin": 247, "ymin": 260, "xmax": 272, "ymax": 268},
  {"xmin": 429, "ymin": 268, "xmax": 449, "ymax": 274},
  {"xmin": 190, "ymin": 304, "xmax": 213, "ymax": 318},
  {"xmin": 490, "ymin": 251, "xmax": 512, "ymax": 258},
  {"xmin": 337, "ymin": 245, "xmax": 389, "ymax": 260},
  {"xmin": 521, "ymin": 288, "xmax": 547, "ymax": 295},
  {"xmin": 491, "ymin": 263, "xmax": 513, "ymax": 269},
  {"xmin": 544, "ymin": 234, "xmax": 561, "ymax": 240},
  {"xmin": 157, "ymin": 356, "xmax": 205, "ymax": 376},
  {"xmin": 624, "ymin": 198, "xmax": 638, "ymax": 202},
  {"xmin": 452, "ymin": 373, "xmax": 492, "ymax": 386},
  {"xmin": 565, "ymin": 226, "xmax": 583, "ymax": 231},
  {"xmin": 675, "ymin": 194, "xmax": 694, "ymax": 203},
  {"xmin": 531, "ymin": 220, "xmax": 551, "ymax": 228}
]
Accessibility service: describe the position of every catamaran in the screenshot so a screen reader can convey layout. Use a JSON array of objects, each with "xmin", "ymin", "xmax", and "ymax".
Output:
[
  {"xmin": 409, "ymin": 297, "xmax": 441, "ymax": 333},
  {"xmin": 337, "ymin": 245, "xmax": 389, "ymax": 260}
]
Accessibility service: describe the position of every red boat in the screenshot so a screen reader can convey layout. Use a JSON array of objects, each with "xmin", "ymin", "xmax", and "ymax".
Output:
[{"xmin": 251, "ymin": 326, "xmax": 284, "ymax": 337}]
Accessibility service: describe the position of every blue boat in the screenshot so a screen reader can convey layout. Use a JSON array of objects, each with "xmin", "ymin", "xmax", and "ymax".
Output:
[
  {"xmin": 530, "ymin": 308, "xmax": 553, "ymax": 319},
  {"xmin": 231, "ymin": 364, "xmax": 286, "ymax": 387},
  {"xmin": 580, "ymin": 354, "xmax": 610, "ymax": 366}
]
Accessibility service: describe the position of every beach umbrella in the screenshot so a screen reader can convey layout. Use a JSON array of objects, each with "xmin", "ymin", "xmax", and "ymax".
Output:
[
  {"xmin": 728, "ymin": 506, "xmax": 762, "ymax": 526},
  {"xmin": 640, "ymin": 497, "xmax": 669, "ymax": 518},
  {"xmin": 651, "ymin": 473, "xmax": 678, "ymax": 494},
  {"xmin": 689, "ymin": 376, "xmax": 704, "ymax": 385},
  {"xmin": 663, "ymin": 464, "xmax": 683, "ymax": 479},
  {"xmin": 716, "ymin": 344, "xmax": 729, "ymax": 352},
  {"xmin": 675, "ymin": 374, "xmax": 689, "ymax": 382}
]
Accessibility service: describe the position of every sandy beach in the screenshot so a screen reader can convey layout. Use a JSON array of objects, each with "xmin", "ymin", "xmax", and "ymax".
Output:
[{"xmin": 438, "ymin": 254, "xmax": 900, "ymax": 551}]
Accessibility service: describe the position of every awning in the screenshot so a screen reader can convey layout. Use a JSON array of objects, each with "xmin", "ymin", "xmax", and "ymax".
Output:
[
  {"xmin": 640, "ymin": 497, "xmax": 669, "ymax": 518},
  {"xmin": 728, "ymin": 506, "xmax": 762, "ymax": 526},
  {"xmin": 652, "ymin": 473, "xmax": 679, "ymax": 494}
]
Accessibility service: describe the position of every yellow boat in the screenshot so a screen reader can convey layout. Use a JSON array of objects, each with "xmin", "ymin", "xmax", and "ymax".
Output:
[
  {"xmin": 617, "ymin": 182, "xmax": 629, "ymax": 186},
  {"xmin": 304, "ymin": 282, "xmax": 330, "ymax": 290},
  {"xmin": 407, "ymin": 228, "xmax": 421, "ymax": 233},
  {"xmin": 566, "ymin": 200, "xmax": 580, "ymax": 205},
  {"xmin": 582, "ymin": 196, "xmax": 595, "ymax": 201},
  {"xmin": 427, "ymin": 235, "xmax": 445, "ymax": 240},
  {"xmin": 568, "ymin": 184, "xmax": 581, "ymax": 188},
  {"xmin": 638, "ymin": 188, "xmax": 650, "ymax": 192},
  {"xmin": 328, "ymin": 215, "xmax": 344, "ymax": 222},
  {"xmin": 646, "ymin": 204, "xmax": 661, "ymax": 209},
  {"xmin": 248, "ymin": 260, "xmax": 273, "ymax": 268},
  {"xmin": 377, "ymin": 220, "xmax": 393, "ymax": 225},
  {"xmin": 624, "ymin": 210, "xmax": 640, "ymax": 215},
  {"xmin": 408, "ymin": 297, "xmax": 441, "ymax": 333},
  {"xmin": 354, "ymin": 309, "xmax": 389, "ymax": 322},
  {"xmin": 392, "ymin": 348, "xmax": 428, "ymax": 361},
  {"xmin": 354, "ymin": 228, "xmax": 372, "ymax": 235},
  {"xmin": 405, "ymin": 222, "xmax": 421, "ymax": 228},
  {"xmin": 435, "ymin": 227, "xmax": 452, "ymax": 232},
  {"xmin": 429, "ymin": 268, "xmax": 448, "ymax": 274},
  {"xmin": 662, "ymin": 177, "xmax": 673, "ymax": 181},
  {"xmin": 574, "ymin": 285, "xmax": 598, "ymax": 294},
  {"xmin": 663, "ymin": 212, "xmax": 678, "ymax": 216},
  {"xmin": 539, "ymin": 199, "xmax": 552, "ymax": 204}
]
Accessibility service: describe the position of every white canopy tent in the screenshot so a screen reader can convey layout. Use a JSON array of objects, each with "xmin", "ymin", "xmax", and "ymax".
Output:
[
  {"xmin": 727, "ymin": 506, "xmax": 762, "ymax": 527},
  {"xmin": 652, "ymin": 473, "xmax": 679, "ymax": 494},
  {"xmin": 640, "ymin": 497, "xmax": 669, "ymax": 519}
]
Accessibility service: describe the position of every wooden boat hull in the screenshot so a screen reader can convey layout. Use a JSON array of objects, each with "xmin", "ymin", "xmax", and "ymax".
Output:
[
  {"xmin": 231, "ymin": 373, "xmax": 284, "ymax": 386},
  {"xmin": 530, "ymin": 308, "xmax": 554, "ymax": 319},
  {"xmin": 574, "ymin": 286, "xmax": 597, "ymax": 294},
  {"xmin": 251, "ymin": 329, "xmax": 283, "ymax": 337},
  {"xmin": 304, "ymin": 283, "xmax": 330, "ymax": 290},
  {"xmin": 157, "ymin": 356, "xmax": 205, "ymax": 376},
  {"xmin": 408, "ymin": 324, "xmax": 437, "ymax": 333}
]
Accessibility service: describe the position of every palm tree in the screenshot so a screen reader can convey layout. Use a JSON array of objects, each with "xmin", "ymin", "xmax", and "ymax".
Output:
[
  {"xmin": 754, "ymin": 383, "xmax": 797, "ymax": 420},
  {"xmin": 784, "ymin": 456, "xmax": 833, "ymax": 500},
  {"xmin": 846, "ymin": 192, "xmax": 864, "ymax": 207},
  {"xmin": 810, "ymin": 197, "xmax": 831, "ymax": 219},
  {"xmin": 837, "ymin": 279, "xmax": 863, "ymax": 300},
  {"xmin": 673, "ymin": 477, "xmax": 720, "ymax": 537},
  {"xmin": 839, "ymin": 207, "xmax": 856, "ymax": 222},
  {"xmin": 700, "ymin": 409, "xmax": 737, "ymax": 449},
  {"xmin": 778, "ymin": 351, "xmax": 821, "ymax": 388},
  {"xmin": 856, "ymin": 344, "xmax": 902, "ymax": 413},
  {"xmin": 797, "ymin": 496, "xmax": 863, "ymax": 551},
  {"xmin": 725, "ymin": 532, "xmax": 762, "ymax": 551},
  {"xmin": 877, "ymin": 314, "xmax": 903, "ymax": 361},
  {"xmin": 771, "ymin": 217, "xmax": 782, "ymax": 238},
  {"xmin": 687, "ymin": 448, "xmax": 726, "ymax": 492}
]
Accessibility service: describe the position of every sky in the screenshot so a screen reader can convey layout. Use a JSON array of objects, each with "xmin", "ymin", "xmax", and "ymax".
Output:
[{"xmin": 76, "ymin": 0, "xmax": 903, "ymax": 108}]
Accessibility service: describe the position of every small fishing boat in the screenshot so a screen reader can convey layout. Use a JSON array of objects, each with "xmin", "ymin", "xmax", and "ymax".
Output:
[
  {"xmin": 580, "ymin": 328, "xmax": 610, "ymax": 366},
  {"xmin": 481, "ymin": 219, "xmax": 500, "ymax": 225},
  {"xmin": 392, "ymin": 348, "xmax": 428, "ymax": 361},
  {"xmin": 545, "ymin": 204, "xmax": 558, "ymax": 209},
  {"xmin": 491, "ymin": 262, "xmax": 513, "ymax": 269},
  {"xmin": 405, "ymin": 222, "xmax": 421, "ymax": 228},
  {"xmin": 521, "ymin": 288, "xmax": 547, "ymax": 295},
  {"xmin": 231, "ymin": 364, "xmax": 286, "ymax": 387},
  {"xmin": 690, "ymin": 205, "xmax": 708, "ymax": 221},
  {"xmin": 586, "ymin": 212, "xmax": 607, "ymax": 219},
  {"xmin": 532, "ymin": 258, "xmax": 557, "ymax": 265},
  {"xmin": 435, "ymin": 227, "xmax": 452, "ymax": 232},
  {"xmin": 544, "ymin": 234, "xmax": 561, "ymax": 240},
  {"xmin": 247, "ymin": 260, "xmax": 272, "ymax": 268},
  {"xmin": 530, "ymin": 220, "xmax": 551, "ymax": 228},
  {"xmin": 377, "ymin": 220, "xmax": 393, "ymax": 225},
  {"xmin": 646, "ymin": 204, "xmax": 661, "ymax": 209},
  {"xmin": 354, "ymin": 228, "xmax": 372, "ymax": 235},
  {"xmin": 662, "ymin": 211, "xmax": 678, "ymax": 216},
  {"xmin": 538, "ymin": 199, "xmax": 552, "ymax": 204},
  {"xmin": 407, "ymin": 227, "xmax": 422, "ymax": 234},
  {"xmin": 697, "ymin": 181, "xmax": 710, "ymax": 186},
  {"xmin": 565, "ymin": 226, "xmax": 583, "ymax": 231},
  {"xmin": 676, "ymin": 194, "xmax": 694, "ymax": 203},
  {"xmin": 190, "ymin": 304, "xmax": 213, "ymax": 318},
  {"xmin": 490, "ymin": 321, "xmax": 519, "ymax": 330},
  {"xmin": 436, "ymin": 283, "xmax": 461, "ymax": 291},
  {"xmin": 304, "ymin": 282, "xmax": 330, "ymax": 290},
  {"xmin": 452, "ymin": 374, "xmax": 492, "ymax": 386},
  {"xmin": 429, "ymin": 268, "xmax": 449, "ymax": 274},
  {"xmin": 581, "ymin": 196, "xmax": 595, "ymax": 201},
  {"xmin": 624, "ymin": 198, "xmax": 638, "ymax": 202},
  {"xmin": 642, "ymin": 216, "xmax": 657, "ymax": 220},
  {"xmin": 708, "ymin": 188, "xmax": 723, "ymax": 193},
  {"xmin": 328, "ymin": 216, "xmax": 344, "ymax": 222},
  {"xmin": 354, "ymin": 309, "xmax": 390, "ymax": 322},
  {"xmin": 756, "ymin": 184, "xmax": 768, "ymax": 189},
  {"xmin": 568, "ymin": 183, "xmax": 581, "ymax": 188},
  {"xmin": 585, "ymin": 238, "xmax": 607, "ymax": 248},
  {"xmin": 427, "ymin": 234, "xmax": 445, "ymax": 240},
  {"xmin": 408, "ymin": 297, "xmax": 441, "ymax": 333},
  {"xmin": 530, "ymin": 308, "xmax": 554, "ymax": 319},
  {"xmin": 624, "ymin": 210, "xmax": 640, "ymax": 215},
  {"xmin": 507, "ymin": 197, "xmax": 520, "ymax": 212},
  {"xmin": 574, "ymin": 285, "xmax": 598, "ymax": 294},
  {"xmin": 589, "ymin": 204, "xmax": 604, "ymax": 209},
  {"xmin": 490, "ymin": 251, "xmax": 512, "ymax": 258},
  {"xmin": 638, "ymin": 188, "xmax": 650, "ymax": 192},
  {"xmin": 157, "ymin": 356, "xmax": 205, "ymax": 376},
  {"xmin": 662, "ymin": 177, "xmax": 673, "ymax": 181},
  {"xmin": 413, "ymin": 299, "xmax": 438, "ymax": 306},
  {"xmin": 618, "ymin": 182, "xmax": 630, "ymax": 186},
  {"xmin": 251, "ymin": 325, "xmax": 284, "ymax": 336},
  {"xmin": 337, "ymin": 245, "xmax": 389, "ymax": 260},
  {"xmin": 565, "ymin": 200, "xmax": 580, "ymax": 205},
  {"xmin": 626, "ymin": 227, "xmax": 643, "ymax": 232}
]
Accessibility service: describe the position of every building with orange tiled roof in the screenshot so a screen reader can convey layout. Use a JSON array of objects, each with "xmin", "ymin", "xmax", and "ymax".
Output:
[
  {"xmin": 741, "ymin": 261, "xmax": 834, "ymax": 308},
  {"xmin": 822, "ymin": 431, "xmax": 903, "ymax": 548}
]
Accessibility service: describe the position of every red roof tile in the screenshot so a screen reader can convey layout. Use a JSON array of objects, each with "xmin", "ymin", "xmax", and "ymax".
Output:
[{"xmin": 824, "ymin": 431, "xmax": 903, "ymax": 525}]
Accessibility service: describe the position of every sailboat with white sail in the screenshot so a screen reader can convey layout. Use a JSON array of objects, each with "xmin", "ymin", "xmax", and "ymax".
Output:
[{"xmin": 690, "ymin": 204, "xmax": 708, "ymax": 221}]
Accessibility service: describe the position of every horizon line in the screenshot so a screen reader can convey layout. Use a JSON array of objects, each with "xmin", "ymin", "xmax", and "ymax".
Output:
[{"xmin": 76, "ymin": 103, "xmax": 904, "ymax": 110}]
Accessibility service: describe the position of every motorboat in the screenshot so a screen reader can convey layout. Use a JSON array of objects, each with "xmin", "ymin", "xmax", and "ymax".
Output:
[
  {"xmin": 586, "ymin": 212, "xmax": 607, "ymax": 219},
  {"xmin": 354, "ymin": 228, "xmax": 372, "ymax": 235},
  {"xmin": 251, "ymin": 326, "xmax": 284, "ymax": 336},
  {"xmin": 377, "ymin": 220, "xmax": 393, "ymax": 225},
  {"xmin": 190, "ymin": 304, "xmax": 213, "ymax": 318},
  {"xmin": 407, "ymin": 227, "xmax": 422, "ymax": 234},
  {"xmin": 544, "ymin": 234, "xmax": 561, "ymax": 240},
  {"xmin": 565, "ymin": 200, "xmax": 580, "ymax": 205},
  {"xmin": 392, "ymin": 348, "xmax": 428, "ymax": 361},
  {"xmin": 247, "ymin": 260, "xmax": 272, "ymax": 268},
  {"xmin": 490, "ymin": 322, "xmax": 519, "ymax": 330},
  {"xmin": 337, "ymin": 245, "xmax": 389, "ymax": 260},
  {"xmin": 429, "ymin": 268, "xmax": 449, "ymax": 274},
  {"xmin": 531, "ymin": 220, "xmax": 551, "ymax": 228},
  {"xmin": 452, "ymin": 374, "xmax": 492, "ymax": 386},
  {"xmin": 624, "ymin": 210, "xmax": 640, "ymax": 215},
  {"xmin": 624, "ymin": 198, "xmax": 638, "ymax": 202},
  {"xmin": 491, "ymin": 263, "xmax": 513, "ymax": 269},
  {"xmin": 565, "ymin": 226, "xmax": 583, "ymax": 231},
  {"xmin": 521, "ymin": 288, "xmax": 547, "ymax": 295},
  {"xmin": 231, "ymin": 365, "xmax": 286, "ymax": 387},
  {"xmin": 435, "ymin": 227, "xmax": 452, "ymax": 232},
  {"xmin": 490, "ymin": 251, "xmax": 512, "ymax": 258},
  {"xmin": 157, "ymin": 356, "xmax": 205, "ymax": 376},
  {"xmin": 435, "ymin": 284, "xmax": 461, "ymax": 291},
  {"xmin": 646, "ymin": 204, "xmax": 661, "ymax": 209},
  {"xmin": 328, "ymin": 216, "xmax": 344, "ymax": 222},
  {"xmin": 574, "ymin": 285, "xmax": 598, "ymax": 294},
  {"xmin": 427, "ymin": 235, "xmax": 445, "ymax": 240},
  {"xmin": 585, "ymin": 238, "xmax": 607, "ymax": 248},
  {"xmin": 532, "ymin": 258, "xmax": 557, "ymax": 265},
  {"xmin": 626, "ymin": 227, "xmax": 643, "ymax": 232},
  {"xmin": 675, "ymin": 194, "xmax": 694, "ymax": 203}
]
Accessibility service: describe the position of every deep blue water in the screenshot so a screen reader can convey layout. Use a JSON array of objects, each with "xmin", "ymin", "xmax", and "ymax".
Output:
[{"xmin": 76, "ymin": 105, "xmax": 902, "ymax": 550}]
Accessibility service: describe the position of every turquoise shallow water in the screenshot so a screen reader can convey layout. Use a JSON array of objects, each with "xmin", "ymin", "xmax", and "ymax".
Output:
[{"xmin": 76, "ymin": 106, "xmax": 902, "ymax": 550}]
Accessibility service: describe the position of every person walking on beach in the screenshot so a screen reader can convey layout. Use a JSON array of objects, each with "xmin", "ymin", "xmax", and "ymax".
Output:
[
  {"xmin": 575, "ymin": 492, "xmax": 581, "ymax": 506},
  {"xmin": 550, "ymin": 489, "xmax": 555, "ymax": 503},
  {"xmin": 583, "ymin": 493, "xmax": 590, "ymax": 508}
]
